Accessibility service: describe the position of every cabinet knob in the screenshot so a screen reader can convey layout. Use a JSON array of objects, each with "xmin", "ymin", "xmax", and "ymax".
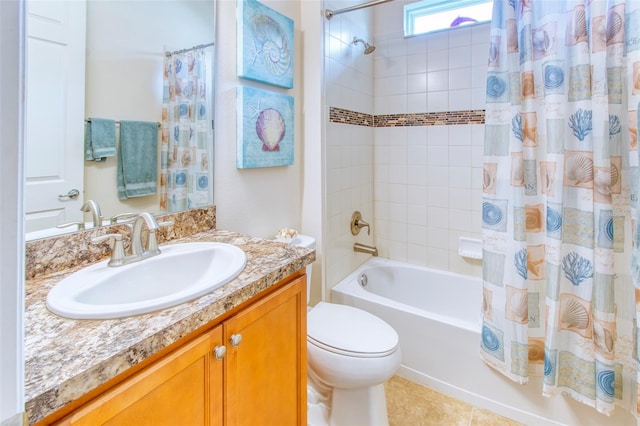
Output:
[
  {"xmin": 213, "ymin": 345, "xmax": 226, "ymax": 360},
  {"xmin": 229, "ymin": 334, "xmax": 242, "ymax": 347}
]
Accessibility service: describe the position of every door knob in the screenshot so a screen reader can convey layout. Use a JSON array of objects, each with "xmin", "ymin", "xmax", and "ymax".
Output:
[
  {"xmin": 213, "ymin": 345, "xmax": 226, "ymax": 360},
  {"xmin": 58, "ymin": 188, "xmax": 80, "ymax": 200},
  {"xmin": 229, "ymin": 334, "xmax": 242, "ymax": 347}
]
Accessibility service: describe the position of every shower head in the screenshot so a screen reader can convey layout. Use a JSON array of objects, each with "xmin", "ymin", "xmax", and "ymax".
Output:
[{"xmin": 352, "ymin": 37, "xmax": 376, "ymax": 55}]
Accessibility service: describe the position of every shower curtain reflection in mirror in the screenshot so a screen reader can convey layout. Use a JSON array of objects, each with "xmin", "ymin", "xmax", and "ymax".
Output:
[{"xmin": 160, "ymin": 48, "xmax": 213, "ymax": 213}]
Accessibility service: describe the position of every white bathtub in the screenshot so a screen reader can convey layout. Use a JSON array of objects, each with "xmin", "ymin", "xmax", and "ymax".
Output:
[{"xmin": 331, "ymin": 258, "xmax": 634, "ymax": 426}]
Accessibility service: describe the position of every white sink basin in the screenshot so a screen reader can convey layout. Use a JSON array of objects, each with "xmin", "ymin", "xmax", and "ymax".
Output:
[{"xmin": 46, "ymin": 242, "xmax": 247, "ymax": 319}]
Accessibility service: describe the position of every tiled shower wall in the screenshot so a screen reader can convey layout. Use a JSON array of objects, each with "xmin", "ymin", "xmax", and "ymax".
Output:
[
  {"xmin": 324, "ymin": 1, "xmax": 492, "ymax": 287},
  {"xmin": 370, "ymin": 21, "xmax": 491, "ymax": 277},
  {"xmin": 324, "ymin": 2, "xmax": 376, "ymax": 288}
]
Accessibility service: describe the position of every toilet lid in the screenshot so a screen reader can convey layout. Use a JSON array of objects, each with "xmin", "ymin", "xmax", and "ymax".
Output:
[{"xmin": 307, "ymin": 302, "xmax": 399, "ymax": 357}]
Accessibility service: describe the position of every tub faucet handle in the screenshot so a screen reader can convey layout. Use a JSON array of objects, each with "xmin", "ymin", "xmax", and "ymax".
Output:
[{"xmin": 351, "ymin": 211, "xmax": 371, "ymax": 236}]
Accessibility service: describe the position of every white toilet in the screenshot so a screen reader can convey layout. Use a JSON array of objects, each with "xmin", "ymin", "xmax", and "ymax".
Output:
[{"xmin": 290, "ymin": 235, "xmax": 401, "ymax": 426}]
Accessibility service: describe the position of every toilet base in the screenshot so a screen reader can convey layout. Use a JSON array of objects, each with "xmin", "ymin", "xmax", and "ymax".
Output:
[{"xmin": 329, "ymin": 384, "xmax": 389, "ymax": 426}]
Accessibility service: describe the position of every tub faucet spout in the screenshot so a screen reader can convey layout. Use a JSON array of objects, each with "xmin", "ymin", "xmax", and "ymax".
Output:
[{"xmin": 354, "ymin": 242, "xmax": 378, "ymax": 256}]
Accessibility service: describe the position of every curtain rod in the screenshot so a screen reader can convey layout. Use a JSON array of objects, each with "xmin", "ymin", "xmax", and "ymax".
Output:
[
  {"xmin": 85, "ymin": 119, "xmax": 161, "ymax": 128},
  {"xmin": 165, "ymin": 42, "xmax": 215, "ymax": 57},
  {"xmin": 325, "ymin": 0, "xmax": 394, "ymax": 19}
]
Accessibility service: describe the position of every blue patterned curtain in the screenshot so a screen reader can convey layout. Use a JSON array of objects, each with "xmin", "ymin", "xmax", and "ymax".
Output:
[
  {"xmin": 160, "ymin": 49, "xmax": 213, "ymax": 212},
  {"xmin": 481, "ymin": 0, "xmax": 640, "ymax": 416}
]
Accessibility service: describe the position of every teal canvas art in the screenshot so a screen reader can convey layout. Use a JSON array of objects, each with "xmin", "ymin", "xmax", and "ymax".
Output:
[
  {"xmin": 237, "ymin": 0, "xmax": 294, "ymax": 89},
  {"xmin": 237, "ymin": 86, "xmax": 294, "ymax": 168}
]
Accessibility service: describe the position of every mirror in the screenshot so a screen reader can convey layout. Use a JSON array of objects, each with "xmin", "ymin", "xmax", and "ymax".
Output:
[{"xmin": 25, "ymin": 0, "xmax": 216, "ymax": 241}]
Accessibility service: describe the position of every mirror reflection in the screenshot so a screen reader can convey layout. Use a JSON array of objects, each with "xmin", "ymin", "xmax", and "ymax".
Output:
[{"xmin": 25, "ymin": 0, "xmax": 216, "ymax": 241}]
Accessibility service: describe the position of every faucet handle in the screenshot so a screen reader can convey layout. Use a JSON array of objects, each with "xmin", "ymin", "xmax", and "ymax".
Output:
[
  {"xmin": 109, "ymin": 212, "xmax": 137, "ymax": 225},
  {"xmin": 92, "ymin": 233, "xmax": 126, "ymax": 267},
  {"xmin": 57, "ymin": 221, "xmax": 85, "ymax": 231},
  {"xmin": 350, "ymin": 211, "xmax": 371, "ymax": 236}
]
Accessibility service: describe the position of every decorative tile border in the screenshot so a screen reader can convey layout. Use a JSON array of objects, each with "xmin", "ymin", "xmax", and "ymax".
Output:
[
  {"xmin": 329, "ymin": 107, "xmax": 374, "ymax": 126},
  {"xmin": 329, "ymin": 106, "xmax": 485, "ymax": 127}
]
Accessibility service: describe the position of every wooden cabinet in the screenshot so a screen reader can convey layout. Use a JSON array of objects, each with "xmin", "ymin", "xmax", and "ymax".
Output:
[{"xmin": 51, "ymin": 274, "xmax": 306, "ymax": 426}]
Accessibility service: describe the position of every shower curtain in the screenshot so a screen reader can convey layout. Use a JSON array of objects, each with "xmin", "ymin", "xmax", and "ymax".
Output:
[
  {"xmin": 481, "ymin": 0, "xmax": 640, "ymax": 416},
  {"xmin": 160, "ymin": 48, "xmax": 213, "ymax": 213}
]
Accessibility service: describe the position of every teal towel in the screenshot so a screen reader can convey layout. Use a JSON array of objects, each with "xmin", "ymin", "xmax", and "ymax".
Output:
[
  {"xmin": 117, "ymin": 121, "xmax": 158, "ymax": 199},
  {"xmin": 85, "ymin": 118, "xmax": 116, "ymax": 161}
]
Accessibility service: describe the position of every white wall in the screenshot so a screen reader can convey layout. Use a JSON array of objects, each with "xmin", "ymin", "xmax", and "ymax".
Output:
[
  {"xmin": 0, "ymin": 0, "xmax": 25, "ymax": 423},
  {"xmin": 301, "ymin": 0, "xmax": 325, "ymax": 305},
  {"xmin": 371, "ymin": 0, "xmax": 488, "ymax": 277},
  {"xmin": 323, "ymin": 1, "xmax": 376, "ymax": 289},
  {"xmin": 214, "ymin": 0, "xmax": 303, "ymax": 240}
]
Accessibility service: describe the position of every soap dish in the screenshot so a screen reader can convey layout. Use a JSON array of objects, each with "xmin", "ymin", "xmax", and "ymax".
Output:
[{"xmin": 458, "ymin": 237, "xmax": 482, "ymax": 259}]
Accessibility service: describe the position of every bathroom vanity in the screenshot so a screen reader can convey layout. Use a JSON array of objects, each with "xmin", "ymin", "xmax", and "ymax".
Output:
[{"xmin": 23, "ymin": 208, "xmax": 314, "ymax": 425}]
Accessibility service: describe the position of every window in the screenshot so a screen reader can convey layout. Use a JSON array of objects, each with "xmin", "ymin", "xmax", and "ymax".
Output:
[{"xmin": 404, "ymin": 0, "xmax": 493, "ymax": 37}]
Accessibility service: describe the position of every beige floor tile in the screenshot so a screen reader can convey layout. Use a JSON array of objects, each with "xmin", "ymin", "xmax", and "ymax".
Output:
[
  {"xmin": 385, "ymin": 376, "xmax": 473, "ymax": 426},
  {"xmin": 470, "ymin": 407, "xmax": 522, "ymax": 426},
  {"xmin": 385, "ymin": 376, "xmax": 523, "ymax": 426}
]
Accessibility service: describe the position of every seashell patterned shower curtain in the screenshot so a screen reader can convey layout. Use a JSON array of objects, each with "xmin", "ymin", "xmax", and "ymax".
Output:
[
  {"xmin": 160, "ymin": 48, "xmax": 213, "ymax": 213},
  {"xmin": 481, "ymin": 0, "xmax": 640, "ymax": 417}
]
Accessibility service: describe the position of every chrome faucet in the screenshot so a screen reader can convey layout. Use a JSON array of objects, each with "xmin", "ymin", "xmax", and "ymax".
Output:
[
  {"xmin": 131, "ymin": 212, "xmax": 161, "ymax": 258},
  {"xmin": 92, "ymin": 212, "xmax": 170, "ymax": 267},
  {"xmin": 354, "ymin": 242, "xmax": 378, "ymax": 256},
  {"xmin": 81, "ymin": 200, "xmax": 103, "ymax": 227}
]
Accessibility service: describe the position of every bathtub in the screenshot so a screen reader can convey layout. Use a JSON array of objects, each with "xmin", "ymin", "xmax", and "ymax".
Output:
[{"xmin": 331, "ymin": 258, "xmax": 634, "ymax": 426}]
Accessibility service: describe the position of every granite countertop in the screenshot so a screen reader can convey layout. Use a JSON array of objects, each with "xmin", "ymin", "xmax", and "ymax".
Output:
[{"xmin": 24, "ymin": 229, "xmax": 315, "ymax": 424}]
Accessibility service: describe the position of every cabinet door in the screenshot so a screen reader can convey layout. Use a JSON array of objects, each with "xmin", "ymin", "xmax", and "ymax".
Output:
[
  {"xmin": 225, "ymin": 276, "xmax": 307, "ymax": 426},
  {"xmin": 56, "ymin": 326, "xmax": 224, "ymax": 426}
]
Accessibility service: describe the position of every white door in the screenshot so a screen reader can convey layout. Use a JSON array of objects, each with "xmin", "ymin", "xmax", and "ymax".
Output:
[{"xmin": 25, "ymin": 0, "xmax": 86, "ymax": 233}]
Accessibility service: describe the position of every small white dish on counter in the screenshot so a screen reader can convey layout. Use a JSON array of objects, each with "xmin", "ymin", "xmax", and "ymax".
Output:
[{"xmin": 46, "ymin": 242, "xmax": 247, "ymax": 320}]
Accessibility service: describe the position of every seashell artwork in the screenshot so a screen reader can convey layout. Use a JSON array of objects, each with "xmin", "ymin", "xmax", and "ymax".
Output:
[
  {"xmin": 481, "ymin": 325, "xmax": 502, "ymax": 354},
  {"xmin": 488, "ymin": 41, "xmax": 499, "ymax": 64},
  {"xmin": 610, "ymin": 163, "xmax": 619, "ymax": 187},
  {"xmin": 593, "ymin": 321, "xmax": 615, "ymax": 354},
  {"xmin": 528, "ymin": 339, "xmax": 545, "ymax": 363},
  {"xmin": 483, "ymin": 164, "xmax": 497, "ymax": 194},
  {"xmin": 546, "ymin": 207, "xmax": 562, "ymax": 233},
  {"xmin": 482, "ymin": 202, "xmax": 504, "ymax": 226},
  {"xmin": 533, "ymin": 30, "xmax": 550, "ymax": 53},
  {"xmin": 597, "ymin": 369, "xmax": 615, "ymax": 400},
  {"xmin": 544, "ymin": 65, "xmax": 564, "ymax": 90},
  {"xmin": 525, "ymin": 205, "xmax": 543, "ymax": 232},
  {"xmin": 509, "ymin": 291, "xmax": 528, "ymax": 323},
  {"xmin": 560, "ymin": 297, "xmax": 590, "ymax": 329},
  {"xmin": 238, "ymin": 0, "xmax": 294, "ymax": 89},
  {"xmin": 606, "ymin": 11, "xmax": 622, "ymax": 42},
  {"xmin": 256, "ymin": 108, "xmax": 285, "ymax": 151},
  {"xmin": 573, "ymin": 7, "xmax": 587, "ymax": 38},
  {"xmin": 237, "ymin": 86, "xmax": 294, "ymax": 169},
  {"xmin": 594, "ymin": 168, "xmax": 612, "ymax": 196},
  {"xmin": 486, "ymin": 75, "xmax": 507, "ymax": 99},
  {"xmin": 250, "ymin": 15, "xmax": 291, "ymax": 76},
  {"xmin": 565, "ymin": 153, "xmax": 593, "ymax": 185},
  {"xmin": 511, "ymin": 154, "xmax": 524, "ymax": 186}
]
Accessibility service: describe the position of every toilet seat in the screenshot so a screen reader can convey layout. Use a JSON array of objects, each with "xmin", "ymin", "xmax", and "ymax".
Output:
[{"xmin": 307, "ymin": 302, "xmax": 399, "ymax": 358}]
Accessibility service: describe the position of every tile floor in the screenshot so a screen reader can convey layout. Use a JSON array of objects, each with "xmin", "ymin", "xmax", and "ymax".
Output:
[{"xmin": 385, "ymin": 376, "xmax": 523, "ymax": 426}]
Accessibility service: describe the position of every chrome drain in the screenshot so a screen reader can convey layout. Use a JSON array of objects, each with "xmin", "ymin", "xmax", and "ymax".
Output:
[{"xmin": 358, "ymin": 273, "xmax": 368, "ymax": 287}]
